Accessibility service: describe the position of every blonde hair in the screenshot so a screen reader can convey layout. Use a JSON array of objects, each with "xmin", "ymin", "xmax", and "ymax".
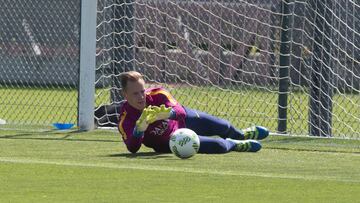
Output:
[{"xmin": 119, "ymin": 71, "xmax": 144, "ymax": 89}]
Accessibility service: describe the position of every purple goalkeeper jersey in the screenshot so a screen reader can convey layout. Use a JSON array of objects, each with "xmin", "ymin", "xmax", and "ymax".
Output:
[{"xmin": 118, "ymin": 87, "xmax": 186, "ymax": 153}]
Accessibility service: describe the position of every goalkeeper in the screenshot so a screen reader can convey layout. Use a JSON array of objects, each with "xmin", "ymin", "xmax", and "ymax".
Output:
[{"xmin": 116, "ymin": 71, "xmax": 269, "ymax": 154}]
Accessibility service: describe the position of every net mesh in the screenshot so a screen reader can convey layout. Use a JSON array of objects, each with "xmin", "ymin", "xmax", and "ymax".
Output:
[
  {"xmin": 1, "ymin": 0, "xmax": 358, "ymax": 137},
  {"xmin": 0, "ymin": 0, "xmax": 80, "ymax": 128},
  {"xmin": 95, "ymin": 0, "xmax": 359, "ymax": 138}
]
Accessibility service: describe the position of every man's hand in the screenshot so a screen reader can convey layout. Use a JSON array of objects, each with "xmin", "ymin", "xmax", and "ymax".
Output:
[
  {"xmin": 135, "ymin": 107, "xmax": 155, "ymax": 132},
  {"xmin": 136, "ymin": 105, "xmax": 172, "ymax": 131},
  {"xmin": 147, "ymin": 104, "xmax": 172, "ymax": 123}
]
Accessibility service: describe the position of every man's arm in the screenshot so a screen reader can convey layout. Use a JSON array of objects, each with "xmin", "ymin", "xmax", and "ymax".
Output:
[
  {"xmin": 118, "ymin": 111, "xmax": 143, "ymax": 153},
  {"xmin": 119, "ymin": 107, "xmax": 155, "ymax": 153}
]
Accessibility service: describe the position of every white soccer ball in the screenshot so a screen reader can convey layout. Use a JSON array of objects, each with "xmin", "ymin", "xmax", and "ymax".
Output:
[
  {"xmin": 169, "ymin": 128, "xmax": 200, "ymax": 159},
  {"xmin": 0, "ymin": 119, "xmax": 6, "ymax": 125}
]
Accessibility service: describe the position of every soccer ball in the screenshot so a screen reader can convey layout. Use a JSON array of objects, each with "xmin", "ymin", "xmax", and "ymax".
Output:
[{"xmin": 169, "ymin": 128, "xmax": 200, "ymax": 159}]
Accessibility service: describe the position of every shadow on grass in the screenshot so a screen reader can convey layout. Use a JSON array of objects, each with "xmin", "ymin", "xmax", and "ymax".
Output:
[
  {"xmin": 264, "ymin": 136, "xmax": 360, "ymax": 154},
  {"xmin": 107, "ymin": 152, "xmax": 172, "ymax": 159},
  {"xmin": 265, "ymin": 136, "xmax": 316, "ymax": 143},
  {"xmin": 0, "ymin": 130, "xmax": 120, "ymax": 143},
  {"xmin": 264, "ymin": 146, "xmax": 360, "ymax": 154}
]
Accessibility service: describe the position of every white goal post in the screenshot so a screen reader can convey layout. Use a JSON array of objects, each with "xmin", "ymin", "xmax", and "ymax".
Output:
[{"xmin": 78, "ymin": 0, "xmax": 98, "ymax": 131}]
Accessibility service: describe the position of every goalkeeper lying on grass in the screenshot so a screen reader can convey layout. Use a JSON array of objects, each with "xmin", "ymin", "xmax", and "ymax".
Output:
[{"xmin": 114, "ymin": 71, "xmax": 269, "ymax": 154}]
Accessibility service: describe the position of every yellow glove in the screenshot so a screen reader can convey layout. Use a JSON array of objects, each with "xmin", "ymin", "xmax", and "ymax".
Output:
[
  {"xmin": 147, "ymin": 104, "xmax": 172, "ymax": 123},
  {"xmin": 135, "ymin": 107, "xmax": 155, "ymax": 132}
]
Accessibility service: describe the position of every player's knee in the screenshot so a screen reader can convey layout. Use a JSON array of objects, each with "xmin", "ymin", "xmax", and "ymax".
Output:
[
  {"xmin": 198, "ymin": 137, "xmax": 231, "ymax": 154},
  {"xmin": 214, "ymin": 140, "xmax": 229, "ymax": 153}
]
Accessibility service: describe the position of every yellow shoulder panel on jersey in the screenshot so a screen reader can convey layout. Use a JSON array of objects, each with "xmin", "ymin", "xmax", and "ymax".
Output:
[{"xmin": 147, "ymin": 89, "xmax": 177, "ymax": 105}]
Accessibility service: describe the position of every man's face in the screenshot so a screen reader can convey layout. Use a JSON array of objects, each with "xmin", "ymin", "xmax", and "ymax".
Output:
[{"xmin": 123, "ymin": 79, "xmax": 146, "ymax": 110}]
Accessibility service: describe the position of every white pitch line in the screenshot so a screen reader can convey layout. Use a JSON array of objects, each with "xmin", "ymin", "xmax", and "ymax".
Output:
[{"xmin": 0, "ymin": 157, "xmax": 358, "ymax": 183}]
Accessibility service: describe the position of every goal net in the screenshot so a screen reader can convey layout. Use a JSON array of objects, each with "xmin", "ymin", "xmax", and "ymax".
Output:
[
  {"xmin": 95, "ymin": 0, "xmax": 359, "ymax": 138},
  {"xmin": 1, "ymin": 0, "xmax": 358, "ymax": 138}
]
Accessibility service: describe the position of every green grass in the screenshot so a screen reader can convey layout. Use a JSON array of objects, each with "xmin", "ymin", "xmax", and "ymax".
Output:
[
  {"xmin": 0, "ymin": 86, "xmax": 359, "ymax": 138},
  {"xmin": 0, "ymin": 129, "xmax": 359, "ymax": 202},
  {"xmin": 0, "ymin": 88, "xmax": 78, "ymax": 125}
]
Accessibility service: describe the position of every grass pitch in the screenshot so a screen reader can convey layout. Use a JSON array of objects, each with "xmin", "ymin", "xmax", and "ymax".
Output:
[{"xmin": 0, "ymin": 129, "xmax": 359, "ymax": 203}]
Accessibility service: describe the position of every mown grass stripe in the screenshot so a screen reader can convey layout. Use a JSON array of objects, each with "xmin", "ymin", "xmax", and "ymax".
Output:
[{"xmin": 0, "ymin": 157, "xmax": 358, "ymax": 183}]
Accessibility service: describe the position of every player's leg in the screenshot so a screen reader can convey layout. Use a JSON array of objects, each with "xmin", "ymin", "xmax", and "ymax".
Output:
[
  {"xmin": 198, "ymin": 136, "xmax": 262, "ymax": 153},
  {"xmin": 242, "ymin": 126, "xmax": 269, "ymax": 140},
  {"xmin": 184, "ymin": 107, "xmax": 244, "ymax": 139},
  {"xmin": 198, "ymin": 136, "xmax": 235, "ymax": 153},
  {"xmin": 226, "ymin": 138, "xmax": 262, "ymax": 152},
  {"xmin": 184, "ymin": 107, "xmax": 269, "ymax": 140}
]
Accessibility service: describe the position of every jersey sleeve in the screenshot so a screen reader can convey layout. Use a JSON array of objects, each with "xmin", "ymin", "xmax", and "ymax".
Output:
[{"xmin": 118, "ymin": 111, "xmax": 143, "ymax": 153}]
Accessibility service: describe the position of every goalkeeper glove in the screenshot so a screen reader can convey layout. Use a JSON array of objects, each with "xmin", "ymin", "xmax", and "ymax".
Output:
[
  {"xmin": 147, "ymin": 104, "xmax": 172, "ymax": 123},
  {"xmin": 135, "ymin": 107, "xmax": 155, "ymax": 132}
]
